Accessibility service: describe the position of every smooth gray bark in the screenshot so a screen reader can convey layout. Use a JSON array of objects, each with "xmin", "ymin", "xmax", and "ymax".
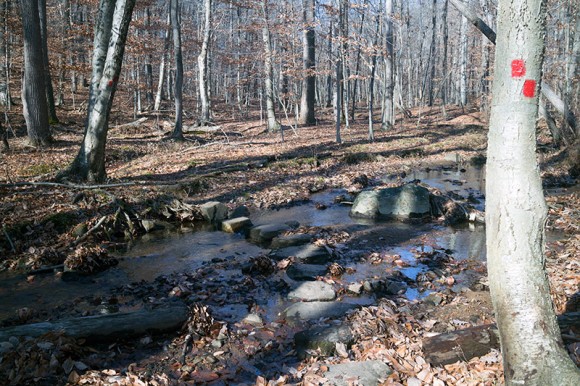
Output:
[
  {"xmin": 0, "ymin": 1, "xmax": 8, "ymax": 107},
  {"xmin": 154, "ymin": 13, "xmax": 170, "ymax": 112},
  {"xmin": 486, "ymin": 0, "xmax": 580, "ymax": 384},
  {"xmin": 20, "ymin": 0, "xmax": 52, "ymax": 147},
  {"xmin": 170, "ymin": 0, "xmax": 184, "ymax": 140},
  {"xmin": 299, "ymin": 0, "xmax": 316, "ymax": 126},
  {"xmin": 197, "ymin": 0, "xmax": 212, "ymax": 126},
  {"xmin": 261, "ymin": 0, "xmax": 280, "ymax": 133},
  {"xmin": 60, "ymin": 0, "xmax": 135, "ymax": 182},
  {"xmin": 459, "ymin": 15, "xmax": 468, "ymax": 106},
  {"xmin": 381, "ymin": 0, "xmax": 395, "ymax": 130}
]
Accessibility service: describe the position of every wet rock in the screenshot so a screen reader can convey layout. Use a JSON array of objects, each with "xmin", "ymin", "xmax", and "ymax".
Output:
[
  {"xmin": 0, "ymin": 341, "xmax": 14, "ymax": 353},
  {"xmin": 141, "ymin": 219, "xmax": 161, "ymax": 232},
  {"xmin": 271, "ymin": 244, "xmax": 330, "ymax": 264},
  {"xmin": 284, "ymin": 301, "xmax": 357, "ymax": 321},
  {"xmin": 286, "ymin": 264, "xmax": 328, "ymax": 281},
  {"xmin": 249, "ymin": 223, "xmax": 291, "ymax": 243},
  {"xmin": 213, "ymin": 304, "xmax": 248, "ymax": 323},
  {"xmin": 350, "ymin": 184, "xmax": 431, "ymax": 220},
  {"xmin": 242, "ymin": 313, "xmax": 263, "ymax": 326},
  {"xmin": 323, "ymin": 360, "xmax": 392, "ymax": 386},
  {"xmin": 200, "ymin": 201, "xmax": 228, "ymax": 223},
  {"xmin": 221, "ymin": 217, "xmax": 252, "ymax": 233},
  {"xmin": 287, "ymin": 281, "xmax": 336, "ymax": 302},
  {"xmin": 294, "ymin": 325, "xmax": 354, "ymax": 358},
  {"xmin": 270, "ymin": 234, "xmax": 312, "ymax": 249},
  {"xmin": 229, "ymin": 205, "xmax": 250, "ymax": 219},
  {"xmin": 348, "ymin": 282, "xmax": 363, "ymax": 295},
  {"xmin": 425, "ymin": 293, "xmax": 444, "ymax": 306},
  {"xmin": 385, "ymin": 280, "xmax": 407, "ymax": 295}
]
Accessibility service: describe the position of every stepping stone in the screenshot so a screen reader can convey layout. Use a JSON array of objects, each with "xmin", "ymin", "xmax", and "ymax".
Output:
[
  {"xmin": 229, "ymin": 205, "xmax": 250, "ymax": 219},
  {"xmin": 271, "ymin": 244, "xmax": 330, "ymax": 264},
  {"xmin": 270, "ymin": 234, "xmax": 312, "ymax": 249},
  {"xmin": 221, "ymin": 217, "xmax": 252, "ymax": 233},
  {"xmin": 323, "ymin": 360, "xmax": 392, "ymax": 386},
  {"xmin": 249, "ymin": 223, "xmax": 291, "ymax": 243},
  {"xmin": 294, "ymin": 325, "xmax": 354, "ymax": 358},
  {"xmin": 283, "ymin": 301, "xmax": 357, "ymax": 321},
  {"xmin": 200, "ymin": 201, "xmax": 228, "ymax": 222},
  {"xmin": 286, "ymin": 264, "xmax": 327, "ymax": 281},
  {"xmin": 287, "ymin": 281, "xmax": 335, "ymax": 302}
]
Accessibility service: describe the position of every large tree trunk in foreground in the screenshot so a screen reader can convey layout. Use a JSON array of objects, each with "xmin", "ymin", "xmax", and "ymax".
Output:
[
  {"xmin": 486, "ymin": 0, "xmax": 580, "ymax": 384},
  {"xmin": 381, "ymin": 0, "xmax": 395, "ymax": 131},
  {"xmin": 0, "ymin": 302, "xmax": 188, "ymax": 342},
  {"xmin": 38, "ymin": 0, "xmax": 58, "ymax": 124},
  {"xmin": 298, "ymin": 0, "xmax": 316, "ymax": 126},
  {"xmin": 59, "ymin": 0, "xmax": 135, "ymax": 183},
  {"xmin": 20, "ymin": 0, "xmax": 52, "ymax": 147}
]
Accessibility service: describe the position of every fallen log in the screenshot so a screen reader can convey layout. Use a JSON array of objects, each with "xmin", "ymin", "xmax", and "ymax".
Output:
[
  {"xmin": 0, "ymin": 302, "xmax": 188, "ymax": 343},
  {"xmin": 110, "ymin": 117, "xmax": 148, "ymax": 130},
  {"xmin": 424, "ymin": 312, "xmax": 580, "ymax": 366}
]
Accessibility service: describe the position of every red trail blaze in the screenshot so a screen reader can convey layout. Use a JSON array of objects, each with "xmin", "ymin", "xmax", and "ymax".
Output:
[
  {"xmin": 523, "ymin": 80, "xmax": 537, "ymax": 98},
  {"xmin": 511, "ymin": 59, "xmax": 526, "ymax": 78}
]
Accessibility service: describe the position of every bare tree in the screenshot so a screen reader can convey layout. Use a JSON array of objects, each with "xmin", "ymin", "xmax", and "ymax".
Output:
[
  {"xmin": 170, "ymin": 0, "xmax": 184, "ymax": 140},
  {"xmin": 261, "ymin": 0, "xmax": 280, "ymax": 133},
  {"xmin": 381, "ymin": 0, "xmax": 395, "ymax": 130},
  {"xmin": 486, "ymin": 0, "xmax": 580, "ymax": 383},
  {"xmin": 197, "ymin": 0, "xmax": 212, "ymax": 126},
  {"xmin": 59, "ymin": 0, "xmax": 136, "ymax": 182},
  {"xmin": 38, "ymin": 0, "xmax": 58, "ymax": 123},
  {"xmin": 20, "ymin": 0, "xmax": 52, "ymax": 147},
  {"xmin": 298, "ymin": 0, "xmax": 316, "ymax": 126}
]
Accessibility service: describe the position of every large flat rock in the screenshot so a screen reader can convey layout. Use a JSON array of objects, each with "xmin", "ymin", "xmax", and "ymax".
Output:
[
  {"xmin": 249, "ymin": 223, "xmax": 292, "ymax": 243},
  {"xmin": 271, "ymin": 244, "xmax": 330, "ymax": 264},
  {"xmin": 221, "ymin": 217, "xmax": 252, "ymax": 233},
  {"xmin": 294, "ymin": 325, "xmax": 353, "ymax": 358},
  {"xmin": 323, "ymin": 360, "xmax": 392, "ymax": 386},
  {"xmin": 270, "ymin": 234, "xmax": 312, "ymax": 249},
  {"xmin": 286, "ymin": 264, "xmax": 328, "ymax": 281},
  {"xmin": 350, "ymin": 184, "xmax": 431, "ymax": 220},
  {"xmin": 287, "ymin": 281, "xmax": 336, "ymax": 301},
  {"xmin": 283, "ymin": 301, "xmax": 357, "ymax": 321}
]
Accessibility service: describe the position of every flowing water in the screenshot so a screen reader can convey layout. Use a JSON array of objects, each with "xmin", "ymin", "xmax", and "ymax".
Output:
[{"xmin": 0, "ymin": 166, "xmax": 491, "ymax": 323}]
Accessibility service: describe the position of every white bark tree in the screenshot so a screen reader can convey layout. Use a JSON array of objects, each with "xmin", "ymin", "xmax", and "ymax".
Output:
[
  {"xmin": 197, "ymin": 0, "xmax": 212, "ymax": 126},
  {"xmin": 261, "ymin": 0, "xmax": 280, "ymax": 133},
  {"xmin": 298, "ymin": 0, "xmax": 316, "ymax": 126},
  {"xmin": 381, "ymin": 0, "xmax": 395, "ymax": 131},
  {"xmin": 59, "ymin": 0, "xmax": 136, "ymax": 182},
  {"xmin": 486, "ymin": 0, "xmax": 580, "ymax": 383}
]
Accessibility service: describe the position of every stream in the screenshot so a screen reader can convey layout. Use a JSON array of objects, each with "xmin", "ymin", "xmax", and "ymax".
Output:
[{"xmin": 0, "ymin": 166, "xmax": 489, "ymax": 324}]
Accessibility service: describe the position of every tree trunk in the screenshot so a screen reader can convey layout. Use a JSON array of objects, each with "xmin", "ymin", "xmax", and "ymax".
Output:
[
  {"xmin": 427, "ymin": 0, "xmax": 437, "ymax": 107},
  {"xmin": 381, "ymin": 0, "xmax": 395, "ymax": 130},
  {"xmin": 154, "ymin": 13, "xmax": 170, "ymax": 112},
  {"xmin": 20, "ymin": 0, "xmax": 52, "ymax": 147},
  {"xmin": 486, "ymin": 0, "xmax": 580, "ymax": 383},
  {"xmin": 59, "ymin": 0, "xmax": 136, "ymax": 183},
  {"xmin": 38, "ymin": 0, "xmax": 58, "ymax": 124},
  {"xmin": 197, "ymin": 0, "xmax": 212, "ymax": 126},
  {"xmin": 0, "ymin": 0, "xmax": 8, "ymax": 107},
  {"xmin": 261, "ymin": 0, "xmax": 280, "ymax": 133},
  {"xmin": 298, "ymin": 0, "xmax": 316, "ymax": 126},
  {"xmin": 459, "ymin": 15, "xmax": 468, "ymax": 107},
  {"xmin": 0, "ymin": 119, "xmax": 8, "ymax": 152},
  {"xmin": 170, "ymin": 0, "xmax": 184, "ymax": 140},
  {"xmin": 368, "ymin": 14, "xmax": 380, "ymax": 141}
]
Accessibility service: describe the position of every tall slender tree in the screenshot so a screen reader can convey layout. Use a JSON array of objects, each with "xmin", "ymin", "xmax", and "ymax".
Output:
[
  {"xmin": 170, "ymin": 0, "xmax": 184, "ymax": 140},
  {"xmin": 261, "ymin": 0, "xmax": 280, "ymax": 133},
  {"xmin": 197, "ymin": 0, "xmax": 212, "ymax": 126},
  {"xmin": 486, "ymin": 0, "xmax": 580, "ymax": 383},
  {"xmin": 298, "ymin": 0, "xmax": 316, "ymax": 126},
  {"xmin": 38, "ymin": 0, "xmax": 58, "ymax": 123},
  {"xmin": 381, "ymin": 0, "xmax": 395, "ymax": 130}
]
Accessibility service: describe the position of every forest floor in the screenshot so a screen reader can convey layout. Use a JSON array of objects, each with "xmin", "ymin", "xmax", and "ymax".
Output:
[{"xmin": 0, "ymin": 103, "xmax": 578, "ymax": 385}]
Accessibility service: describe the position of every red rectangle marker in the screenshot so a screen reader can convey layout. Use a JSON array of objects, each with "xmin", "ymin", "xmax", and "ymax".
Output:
[
  {"xmin": 511, "ymin": 60, "xmax": 526, "ymax": 78},
  {"xmin": 523, "ymin": 79, "xmax": 536, "ymax": 98}
]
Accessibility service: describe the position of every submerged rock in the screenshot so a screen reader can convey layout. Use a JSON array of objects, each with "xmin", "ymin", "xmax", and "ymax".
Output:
[
  {"xmin": 249, "ymin": 223, "xmax": 292, "ymax": 243},
  {"xmin": 350, "ymin": 184, "xmax": 431, "ymax": 220},
  {"xmin": 270, "ymin": 234, "xmax": 312, "ymax": 249}
]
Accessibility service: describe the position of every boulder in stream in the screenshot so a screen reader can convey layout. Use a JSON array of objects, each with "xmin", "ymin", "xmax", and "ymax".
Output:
[
  {"xmin": 271, "ymin": 244, "xmax": 330, "ymax": 264},
  {"xmin": 294, "ymin": 325, "xmax": 353, "ymax": 358},
  {"xmin": 249, "ymin": 223, "xmax": 292, "ymax": 243},
  {"xmin": 350, "ymin": 184, "xmax": 431, "ymax": 220},
  {"xmin": 270, "ymin": 234, "xmax": 312, "ymax": 249},
  {"xmin": 287, "ymin": 281, "xmax": 336, "ymax": 301},
  {"xmin": 199, "ymin": 201, "xmax": 228, "ymax": 223},
  {"xmin": 221, "ymin": 217, "xmax": 252, "ymax": 233},
  {"xmin": 286, "ymin": 264, "xmax": 328, "ymax": 281},
  {"xmin": 284, "ymin": 301, "xmax": 357, "ymax": 321}
]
